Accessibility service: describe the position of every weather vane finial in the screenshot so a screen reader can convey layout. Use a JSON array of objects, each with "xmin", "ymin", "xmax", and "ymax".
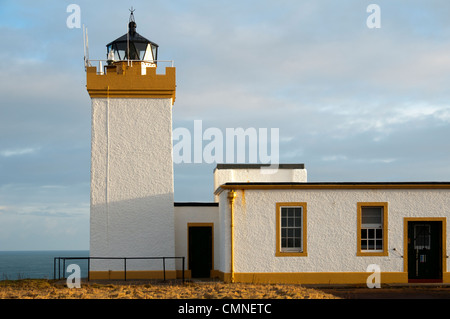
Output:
[{"xmin": 129, "ymin": 7, "xmax": 136, "ymax": 23}]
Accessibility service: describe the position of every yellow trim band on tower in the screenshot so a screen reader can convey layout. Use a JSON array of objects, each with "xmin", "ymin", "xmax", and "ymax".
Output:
[{"xmin": 86, "ymin": 61, "xmax": 176, "ymax": 103}]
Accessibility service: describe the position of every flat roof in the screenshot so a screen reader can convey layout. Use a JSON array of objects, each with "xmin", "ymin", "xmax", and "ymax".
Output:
[
  {"xmin": 214, "ymin": 163, "xmax": 305, "ymax": 171},
  {"xmin": 174, "ymin": 202, "xmax": 219, "ymax": 207}
]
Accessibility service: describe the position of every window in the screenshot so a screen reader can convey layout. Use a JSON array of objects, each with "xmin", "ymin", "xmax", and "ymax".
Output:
[
  {"xmin": 281, "ymin": 207, "xmax": 302, "ymax": 252},
  {"xmin": 357, "ymin": 202, "xmax": 388, "ymax": 256},
  {"xmin": 414, "ymin": 224, "xmax": 431, "ymax": 250},
  {"xmin": 276, "ymin": 202, "xmax": 307, "ymax": 257}
]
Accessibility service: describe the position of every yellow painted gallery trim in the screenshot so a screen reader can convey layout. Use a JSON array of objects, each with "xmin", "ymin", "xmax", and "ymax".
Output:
[{"xmin": 86, "ymin": 61, "xmax": 176, "ymax": 102}]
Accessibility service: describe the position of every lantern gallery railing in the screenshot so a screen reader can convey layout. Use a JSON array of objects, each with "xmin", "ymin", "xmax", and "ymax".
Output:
[
  {"xmin": 85, "ymin": 59, "xmax": 174, "ymax": 73},
  {"xmin": 53, "ymin": 256, "xmax": 186, "ymax": 283}
]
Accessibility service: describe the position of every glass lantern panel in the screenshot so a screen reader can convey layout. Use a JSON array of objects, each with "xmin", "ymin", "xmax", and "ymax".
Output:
[
  {"xmin": 126, "ymin": 42, "xmax": 140, "ymax": 60},
  {"xmin": 142, "ymin": 43, "xmax": 154, "ymax": 61},
  {"xmin": 133, "ymin": 42, "xmax": 148, "ymax": 60},
  {"xmin": 151, "ymin": 44, "xmax": 158, "ymax": 61}
]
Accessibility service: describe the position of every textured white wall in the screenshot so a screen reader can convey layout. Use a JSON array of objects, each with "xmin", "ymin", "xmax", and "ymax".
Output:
[
  {"xmin": 90, "ymin": 97, "xmax": 175, "ymax": 271},
  {"xmin": 213, "ymin": 167, "xmax": 307, "ymax": 201},
  {"xmin": 218, "ymin": 188, "xmax": 450, "ymax": 274}
]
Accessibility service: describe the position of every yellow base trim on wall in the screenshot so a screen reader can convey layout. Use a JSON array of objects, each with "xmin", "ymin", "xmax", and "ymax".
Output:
[
  {"xmin": 218, "ymin": 272, "xmax": 417, "ymax": 285},
  {"xmin": 210, "ymin": 269, "xmax": 221, "ymax": 279},
  {"xmin": 443, "ymin": 273, "xmax": 450, "ymax": 283}
]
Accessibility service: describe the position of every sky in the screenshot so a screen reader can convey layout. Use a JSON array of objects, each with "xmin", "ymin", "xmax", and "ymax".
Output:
[{"xmin": 1, "ymin": 0, "xmax": 450, "ymax": 250}]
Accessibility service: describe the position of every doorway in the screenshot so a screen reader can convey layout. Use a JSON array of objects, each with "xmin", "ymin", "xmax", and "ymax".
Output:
[
  {"xmin": 406, "ymin": 219, "xmax": 443, "ymax": 282},
  {"xmin": 188, "ymin": 224, "xmax": 213, "ymax": 278}
]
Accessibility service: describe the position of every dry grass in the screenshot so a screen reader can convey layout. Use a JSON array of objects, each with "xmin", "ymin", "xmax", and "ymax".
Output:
[{"xmin": 0, "ymin": 279, "xmax": 339, "ymax": 299}]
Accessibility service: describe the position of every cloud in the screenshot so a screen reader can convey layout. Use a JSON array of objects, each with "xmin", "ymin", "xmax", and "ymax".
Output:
[
  {"xmin": 1, "ymin": 0, "xmax": 450, "ymax": 249},
  {"xmin": 0, "ymin": 147, "xmax": 39, "ymax": 157}
]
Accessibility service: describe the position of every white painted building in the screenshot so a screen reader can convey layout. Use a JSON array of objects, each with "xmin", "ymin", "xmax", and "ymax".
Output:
[
  {"xmin": 215, "ymin": 178, "xmax": 450, "ymax": 284},
  {"xmin": 86, "ymin": 12, "xmax": 177, "ymax": 279},
  {"xmin": 85, "ymin": 13, "xmax": 450, "ymax": 284}
]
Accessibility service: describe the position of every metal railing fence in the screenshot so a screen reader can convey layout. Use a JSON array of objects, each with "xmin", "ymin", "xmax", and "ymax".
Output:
[{"xmin": 54, "ymin": 256, "xmax": 185, "ymax": 283}]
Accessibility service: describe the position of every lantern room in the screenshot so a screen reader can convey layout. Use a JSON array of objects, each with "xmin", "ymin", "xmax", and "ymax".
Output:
[{"xmin": 106, "ymin": 9, "xmax": 159, "ymax": 66}]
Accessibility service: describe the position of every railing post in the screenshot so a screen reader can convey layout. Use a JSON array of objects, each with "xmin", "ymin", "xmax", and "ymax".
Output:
[
  {"xmin": 163, "ymin": 257, "xmax": 166, "ymax": 281},
  {"xmin": 87, "ymin": 257, "xmax": 90, "ymax": 281},
  {"xmin": 182, "ymin": 257, "xmax": 185, "ymax": 283},
  {"xmin": 124, "ymin": 258, "xmax": 127, "ymax": 281}
]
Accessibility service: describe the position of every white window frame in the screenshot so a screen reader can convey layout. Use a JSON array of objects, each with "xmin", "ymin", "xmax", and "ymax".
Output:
[
  {"xmin": 280, "ymin": 206, "xmax": 303, "ymax": 253},
  {"xmin": 360, "ymin": 206, "xmax": 384, "ymax": 252},
  {"xmin": 276, "ymin": 202, "xmax": 307, "ymax": 257}
]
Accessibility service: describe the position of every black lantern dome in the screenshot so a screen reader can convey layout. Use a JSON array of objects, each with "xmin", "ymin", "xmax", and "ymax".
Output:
[{"xmin": 106, "ymin": 9, "xmax": 158, "ymax": 63}]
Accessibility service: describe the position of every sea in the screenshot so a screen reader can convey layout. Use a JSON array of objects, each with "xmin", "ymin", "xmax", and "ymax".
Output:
[{"xmin": 0, "ymin": 250, "xmax": 90, "ymax": 281}]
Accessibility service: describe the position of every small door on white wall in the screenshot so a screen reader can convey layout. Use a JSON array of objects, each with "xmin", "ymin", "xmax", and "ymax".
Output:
[
  {"xmin": 407, "ymin": 221, "xmax": 442, "ymax": 282},
  {"xmin": 188, "ymin": 225, "xmax": 213, "ymax": 278}
]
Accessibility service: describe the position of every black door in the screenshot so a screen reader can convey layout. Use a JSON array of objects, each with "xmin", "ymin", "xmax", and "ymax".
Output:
[
  {"xmin": 407, "ymin": 221, "xmax": 442, "ymax": 282},
  {"xmin": 188, "ymin": 226, "xmax": 213, "ymax": 278}
]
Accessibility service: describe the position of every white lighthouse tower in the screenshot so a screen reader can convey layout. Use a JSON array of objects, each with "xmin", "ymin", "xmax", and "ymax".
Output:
[{"xmin": 85, "ymin": 10, "xmax": 177, "ymax": 279}]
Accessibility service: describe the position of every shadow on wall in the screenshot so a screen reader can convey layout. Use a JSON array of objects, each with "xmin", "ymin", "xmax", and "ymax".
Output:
[{"xmin": 89, "ymin": 192, "xmax": 179, "ymax": 273}]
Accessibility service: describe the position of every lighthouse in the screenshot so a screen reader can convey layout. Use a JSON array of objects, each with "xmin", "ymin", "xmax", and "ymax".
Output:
[{"xmin": 85, "ymin": 10, "xmax": 177, "ymax": 279}]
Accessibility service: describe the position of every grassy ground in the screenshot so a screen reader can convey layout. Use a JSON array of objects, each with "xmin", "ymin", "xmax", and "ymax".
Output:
[{"xmin": 0, "ymin": 279, "xmax": 339, "ymax": 299}]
